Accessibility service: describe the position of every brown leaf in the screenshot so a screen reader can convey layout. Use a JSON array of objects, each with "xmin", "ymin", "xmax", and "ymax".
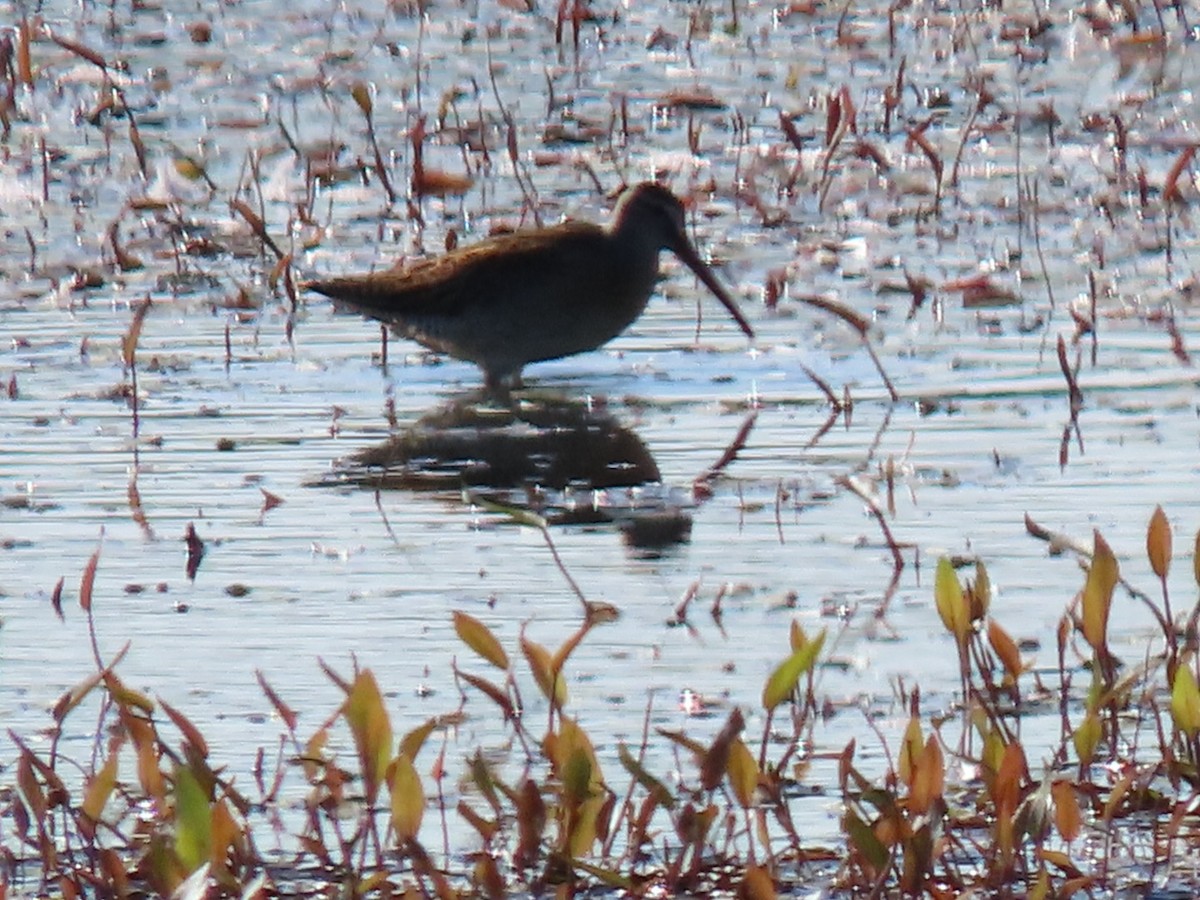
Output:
[
  {"xmin": 662, "ymin": 88, "xmax": 725, "ymax": 111},
  {"xmin": 778, "ymin": 110, "xmax": 807, "ymax": 153},
  {"xmin": 739, "ymin": 863, "xmax": 777, "ymax": 900},
  {"xmin": 1147, "ymin": 505, "xmax": 1171, "ymax": 580},
  {"xmin": 16, "ymin": 17, "xmax": 34, "ymax": 88},
  {"xmin": 50, "ymin": 577, "xmax": 65, "ymax": 622},
  {"xmin": 1163, "ymin": 144, "xmax": 1196, "ymax": 204},
  {"xmin": 514, "ymin": 778, "xmax": 546, "ymax": 870},
  {"xmin": 159, "ymin": 698, "xmax": 209, "ymax": 758},
  {"xmin": 48, "ymin": 32, "xmax": 108, "ymax": 69},
  {"xmin": 256, "ymin": 670, "xmax": 298, "ymax": 731},
  {"xmin": 454, "ymin": 667, "xmax": 515, "ymax": 721},
  {"xmin": 79, "ymin": 542, "xmax": 101, "ymax": 612},
  {"xmin": 184, "ymin": 522, "xmax": 205, "ymax": 582},
  {"xmin": 1051, "ymin": 780, "xmax": 1082, "ymax": 842},
  {"xmin": 231, "ymin": 199, "xmax": 284, "ymax": 259},
  {"xmin": 121, "ymin": 298, "xmax": 152, "ymax": 369},
  {"xmin": 988, "ymin": 619, "xmax": 1023, "ymax": 682},
  {"xmin": 412, "ymin": 168, "xmax": 474, "ymax": 198},
  {"xmin": 699, "ymin": 707, "xmax": 745, "ymax": 792},
  {"xmin": 796, "ymin": 294, "xmax": 870, "ymax": 335}
]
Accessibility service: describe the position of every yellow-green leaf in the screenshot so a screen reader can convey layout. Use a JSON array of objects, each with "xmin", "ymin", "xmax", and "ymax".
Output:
[
  {"xmin": 553, "ymin": 717, "xmax": 602, "ymax": 794},
  {"xmin": 1029, "ymin": 867, "xmax": 1051, "ymax": 900},
  {"xmin": 389, "ymin": 753, "xmax": 424, "ymax": 843},
  {"xmin": 173, "ymin": 157, "xmax": 207, "ymax": 181},
  {"xmin": 897, "ymin": 716, "xmax": 922, "ymax": 788},
  {"xmin": 727, "ymin": 738, "xmax": 758, "ymax": 808},
  {"xmin": 82, "ymin": 753, "xmax": 119, "ymax": 823},
  {"xmin": 934, "ymin": 557, "xmax": 969, "ymax": 646},
  {"xmin": 1171, "ymin": 665, "xmax": 1200, "ymax": 738},
  {"xmin": 789, "ymin": 618, "xmax": 809, "ymax": 651},
  {"xmin": 844, "ymin": 808, "xmax": 889, "ymax": 871},
  {"xmin": 1147, "ymin": 505, "xmax": 1171, "ymax": 579},
  {"xmin": 972, "ymin": 559, "xmax": 992, "ymax": 620},
  {"xmin": 1072, "ymin": 711, "xmax": 1102, "ymax": 766},
  {"xmin": 568, "ymin": 858, "xmax": 631, "ymax": 890},
  {"xmin": 103, "ymin": 671, "xmax": 155, "ymax": 714},
  {"xmin": 343, "ymin": 670, "xmax": 393, "ymax": 805},
  {"xmin": 761, "ymin": 629, "xmax": 826, "ymax": 711},
  {"xmin": 398, "ymin": 717, "xmax": 437, "ymax": 762},
  {"xmin": 562, "ymin": 748, "xmax": 593, "ymax": 806},
  {"xmin": 566, "ymin": 792, "xmax": 605, "ymax": 857},
  {"xmin": 617, "ymin": 742, "xmax": 674, "ymax": 808},
  {"xmin": 1081, "ymin": 531, "xmax": 1118, "ymax": 652},
  {"xmin": 521, "ymin": 632, "xmax": 567, "ymax": 708},
  {"xmin": 351, "ymin": 81, "xmax": 373, "ymax": 118},
  {"xmin": 173, "ymin": 763, "xmax": 212, "ymax": 874},
  {"xmin": 981, "ymin": 728, "xmax": 1005, "ymax": 781},
  {"xmin": 453, "ymin": 611, "xmax": 509, "ymax": 670},
  {"xmin": 463, "ymin": 489, "xmax": 548, "ymax": 529}
]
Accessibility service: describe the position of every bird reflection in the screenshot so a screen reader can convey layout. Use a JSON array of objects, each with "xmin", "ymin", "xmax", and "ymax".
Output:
[{"xmin": 315, "ymin": 389, "xmax": 694, "ymax": 554}]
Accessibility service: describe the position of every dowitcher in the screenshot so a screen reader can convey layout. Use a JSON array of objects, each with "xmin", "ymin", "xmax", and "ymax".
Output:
[{"xmin": 304, "ymin": 183, "xmax": 754, "ymax": 389}]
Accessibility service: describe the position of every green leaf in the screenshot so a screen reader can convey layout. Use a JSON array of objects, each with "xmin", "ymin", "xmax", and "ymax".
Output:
[
  {"xmin": 1171, "ymin": 665, "xmax": 1200, "ymax": 738},
  {"xmin": 562, "ymin": 748, "xmax": 593, "ymax": 806},
  {"xmin": 463, "ymin": 489, "xmax": 548, "ymax": 530},
  {"xmin": 1072, "ymin": 711, "xmax": 1102, "ymax": 767},
  {"xmin": 173, "ymin": 762, "xmax": 212, "ymax": 874},
  {"xmin": 617, "ymin": 743, "xmax": 674, "ymax": 808},
  {"xmin": 844, "ymin": 808, "xmax": 889, "ymax": 871},
  {"xmin": 934, "ymin": 557, "xmax": 969, "ymax": 646},
  {"xmin": 761, "ymin": 629, "xmax": 826, "ymax": 711}
]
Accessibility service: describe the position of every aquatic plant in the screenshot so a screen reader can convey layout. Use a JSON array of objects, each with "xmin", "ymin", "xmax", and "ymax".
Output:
[{"xmin": 3, "ymin": 505, "xmax": 1199, "ymax": 896}]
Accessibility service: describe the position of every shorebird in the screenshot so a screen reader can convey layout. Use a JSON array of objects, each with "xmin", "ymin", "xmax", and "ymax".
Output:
[{"xmin": 304, "ymin": 183, "xmax": 754, "ymax": 390}]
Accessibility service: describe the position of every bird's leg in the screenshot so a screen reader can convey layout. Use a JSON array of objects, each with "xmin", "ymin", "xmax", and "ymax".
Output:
[{"xmin": 483, "ymin": 369, "xmax": 518, "ymax": 403}]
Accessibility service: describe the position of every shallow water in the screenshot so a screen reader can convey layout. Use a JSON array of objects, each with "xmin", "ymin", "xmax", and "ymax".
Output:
[{"xmin": 2, "ymin": 0, "xmax": 1200, "ymax": 871}]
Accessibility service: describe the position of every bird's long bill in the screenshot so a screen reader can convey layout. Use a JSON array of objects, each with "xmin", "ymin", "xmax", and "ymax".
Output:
[{"xmin": 673, "ymin": 242, "xmax": 755, "ymax": 339}]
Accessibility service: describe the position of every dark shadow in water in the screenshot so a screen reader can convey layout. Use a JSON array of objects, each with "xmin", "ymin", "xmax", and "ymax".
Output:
[{"xmin": 311, "ymin": 389, "xmax": 691, "ymax": 554}]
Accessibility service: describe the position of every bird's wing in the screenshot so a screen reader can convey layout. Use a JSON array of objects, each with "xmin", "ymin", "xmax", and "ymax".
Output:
[{"xmin": 305, "ymin": 223, "xmax": 603, "ymax": 322}]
